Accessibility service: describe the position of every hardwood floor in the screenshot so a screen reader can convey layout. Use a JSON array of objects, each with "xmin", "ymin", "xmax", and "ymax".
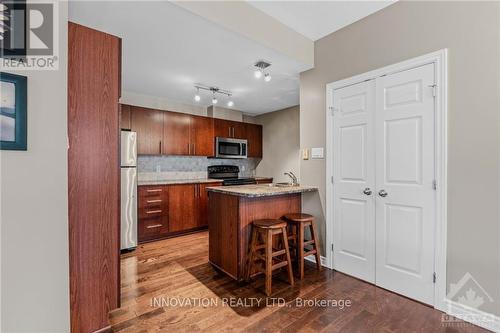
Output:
[{"xmin": 111, "ymin": 231, "xmax": 487, "ymax": 333}]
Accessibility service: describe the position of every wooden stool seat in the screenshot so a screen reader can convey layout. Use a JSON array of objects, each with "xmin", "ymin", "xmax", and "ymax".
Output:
[
  {"xmin": 283, "ymin": 213, "xmax": 314, "ymax": 222},
  {"xmin": 246, "ymin": 219, "xmax": 294, "ymax": 296},
  {"xmin": 283, "ymin": 213, "xmax": 321, "ymax": 279},
  {"xmin": 253, "ymin": 219, "xmax": 287, "ymax": 229}
]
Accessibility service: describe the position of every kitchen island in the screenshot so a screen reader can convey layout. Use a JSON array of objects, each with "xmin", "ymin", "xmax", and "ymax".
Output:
[{"xmin": 207, "ymin": 184, "xmax": 318, "ymax": 280}]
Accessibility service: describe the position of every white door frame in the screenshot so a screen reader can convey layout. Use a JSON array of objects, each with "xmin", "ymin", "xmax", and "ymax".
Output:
[{"xmin": 325, "ymin": 49, "xmax": 448, "ymax": 311}]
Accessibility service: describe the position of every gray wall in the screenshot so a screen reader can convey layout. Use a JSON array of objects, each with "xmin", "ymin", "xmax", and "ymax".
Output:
[
  {"xmin": 255, "ymin": 105, "xmax": 300, "ymax": 182},
  {"xmin": 300, "ymin": 1, "xmax": 500, "ymax": 316},
  {"xmin": 0, "ymin": 3, "xmax": 70, "ymax": 331}
]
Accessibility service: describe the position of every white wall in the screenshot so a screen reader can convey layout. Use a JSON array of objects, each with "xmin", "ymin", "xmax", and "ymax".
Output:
[
  {"xmin": 255, "ymin": 105, "xmax": 300, "ymax": 182},
  {"xmin": 0, "ymin": 2, "xmax": 70, "ymax": 331}
]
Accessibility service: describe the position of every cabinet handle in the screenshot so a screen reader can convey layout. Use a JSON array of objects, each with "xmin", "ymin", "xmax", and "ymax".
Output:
[
  {"xmin": 193, "ymin": 143, "xmax": 196, "ymax": 155},
  {"xmin": 159, "ymin": 140, "xmax": 162, "ymax": 154},
  {"xmin": 146, "ymin": 199, "xmax": 162, "ymax": 203},
  {"xmin": 188, "ymin": 143, "xmax": 191, "ymax": 154},
  {"xmin": 146, "ymin": 224, "xmax": 162, "ymax": 229},
  {"xmin": 146, "ymin": 210, "xmax": 162, "ymax": 214},
  {"xmin": 146, "ymin": 189, "xmax": 162, "ymax": 193},
  {"xmin": 228, "ymin": 127, "xmax": 231, "ymax": 137}
]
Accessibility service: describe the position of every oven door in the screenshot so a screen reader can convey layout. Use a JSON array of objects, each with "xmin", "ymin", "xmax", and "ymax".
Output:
[{"xmin": 216, "ymin": 137, "xmax": 247, "ymax": 158}]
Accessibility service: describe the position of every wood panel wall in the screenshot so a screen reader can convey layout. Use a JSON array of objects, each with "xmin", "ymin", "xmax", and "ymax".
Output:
[{"xmin": 68, "ymin": 22, "xmax": 121, "ymax": 333}]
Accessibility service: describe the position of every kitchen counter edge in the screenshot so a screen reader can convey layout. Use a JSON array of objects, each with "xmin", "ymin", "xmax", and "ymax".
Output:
[{"xmin": 206, "ymin": 185, "xmax": 318, "ymax": 197}]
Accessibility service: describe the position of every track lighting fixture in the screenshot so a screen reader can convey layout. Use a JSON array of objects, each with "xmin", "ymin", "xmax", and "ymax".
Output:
[
  {"xmin": 254, "ymin": 60, "xmax": 272, "ymax": 82},
  {"xmin": 194, "ymin": 85, "xmax": 232, "ymax": 107}
]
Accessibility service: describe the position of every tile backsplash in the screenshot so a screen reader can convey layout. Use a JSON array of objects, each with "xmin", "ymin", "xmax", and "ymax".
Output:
[{"xmin": 138, "ymin": 156, "xmax": 259, "ymax": 181}]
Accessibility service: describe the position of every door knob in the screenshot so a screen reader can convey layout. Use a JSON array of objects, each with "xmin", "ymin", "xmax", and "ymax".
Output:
[
  {"xmin": 363, "ymin": 188, "xmax": 372, "ymax": 195},
  {"xmin": 378, "ymin": 189, "xmax": 388, "ymax": 197}
]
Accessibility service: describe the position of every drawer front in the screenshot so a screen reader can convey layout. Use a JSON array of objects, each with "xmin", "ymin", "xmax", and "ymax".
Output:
[
  {"xmin": 138, "ymin": 216, "xmax": 168, "ymax": 241},
  {"xmin": 138, "ymin": 186, "xmax": 165, "ymax": 200},
  {"xmin": 139, "ymin": 206, "xmax": 166, "ymax": 219},
  {"xmin": 138, "ymin": 185, "xmax": 168, "ymax": 218}
]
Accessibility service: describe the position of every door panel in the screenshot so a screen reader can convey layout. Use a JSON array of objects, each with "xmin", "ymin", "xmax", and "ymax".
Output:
[
  {"xmin": 190, "ymin": 115, "xmax": 214, "ymax": 156},
  {"xmin": 375, "ymin": 63, "xmax": 436, "ymax": 305},
  {"xmin": 385, "ymin": 117, "xmax": 422, "ymax": 184},
  {"xmin": 214, "ymin": 119, "xmax": 233, "ymax": 138},
  {"xmin": 68, "ymin": 22, "xmax": 121, "ymax": 332},
  {"xmin": 338, "ymin": 198, "xmax": 369, "ymax": 260},
  {"xmin": 130, "ymin": 106, "xmax": 163, "ymax": 155},
  {"xmin": 384, "ymin": 204, "xmax": 423, "ymax": 275},
  {"xmin": 245, "ymin": 123, "xmax": 263, "ymax": 158},
  {"xmin": 340, "ymin": 124, "xmax": 366, "ymax": 181},
  {"xmin": 168, "ymin": 184, "xmax": 197, "ymax": 232},
  {"xmin": 231, "ymin": 121, "xmax": 247, "ymax": 139},
  {"xmin": 333, "ymin": 79, "xmax": 376, "ymax": 283},
  {"xmin": 163, "ymin": 112, "xmax": 191, "ymax": 155}
]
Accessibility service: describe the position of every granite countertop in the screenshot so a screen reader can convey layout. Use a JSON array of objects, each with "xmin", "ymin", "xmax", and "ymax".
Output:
[
  {"xmin": 206, "ymin": 184, "xmax": 318, "ymax": 197},
  {"xmin": 138, "ymin": 178, "xmax": 223, "ymax": 186}
]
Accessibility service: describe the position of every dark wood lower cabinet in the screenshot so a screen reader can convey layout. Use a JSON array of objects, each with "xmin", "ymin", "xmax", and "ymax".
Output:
[
  {"xmin": 138, "ymin": 182, "xmax": 221, "ymax": 242},
  {"xmin": 168, "ymin": 184, "xmax": 197, "ymax": 232},
  {"xmin": 138, "ymin": 186, "xmax": 168, "ymax": 242},
  {"xmin": 198, "ymin": 182, "xmax": 221, "ymax": 227}
]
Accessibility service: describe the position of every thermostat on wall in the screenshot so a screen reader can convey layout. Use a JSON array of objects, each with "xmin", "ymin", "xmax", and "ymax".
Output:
[{"xmin": 311, "ymin": 147, "xmax": 324, "ymax": 159}]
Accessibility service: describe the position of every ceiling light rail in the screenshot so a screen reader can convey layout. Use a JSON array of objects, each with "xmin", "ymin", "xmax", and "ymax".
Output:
[{"xmin": 194, "ymin": 84, "xmax": 234, "ymax": 107}]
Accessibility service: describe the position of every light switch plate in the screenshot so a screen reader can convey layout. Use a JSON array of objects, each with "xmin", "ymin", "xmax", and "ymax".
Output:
[
  {"xmin": 311, "ymin": 147, "xmax": 324, "ymax": 159},
  {"xmin": 302, "ymin": 148, "xmax": 309, "ymax": 160}
]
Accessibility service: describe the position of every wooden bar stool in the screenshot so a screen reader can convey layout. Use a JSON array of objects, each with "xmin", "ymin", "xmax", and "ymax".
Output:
[
  {"xmin": 246, "ymin": 219, "xmax": 294, "ymax": 296},
  {"xmin": 283, "ymin": 213, "xmax": 321, "ymax": 279}
]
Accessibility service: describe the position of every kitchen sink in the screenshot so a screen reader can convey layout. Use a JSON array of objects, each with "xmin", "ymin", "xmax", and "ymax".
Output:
[{"xmin": 271, "ymin": 182, "xmax": 299, "ymax": 187}]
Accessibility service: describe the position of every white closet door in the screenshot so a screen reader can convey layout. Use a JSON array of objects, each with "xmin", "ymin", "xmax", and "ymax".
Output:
[
  {"xmin": 332, "ymin": 80, "xmax": 376, "ymax": 283},
  {"xmin": 374, "ymin": 63, "xmax": 436, "ymax": 305}
]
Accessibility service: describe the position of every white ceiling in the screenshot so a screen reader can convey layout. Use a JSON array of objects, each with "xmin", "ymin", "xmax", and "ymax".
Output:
[
  {"xmin": 69, "ymin": 1, "xmax": 310, "ymax": 114},
  {"xmin": 69, "ymin": 1, "xmax": 395, "ymax": 115},
  {"xmin": 247, "ymin": 1, "xmax": 396, "ymax": 41}
]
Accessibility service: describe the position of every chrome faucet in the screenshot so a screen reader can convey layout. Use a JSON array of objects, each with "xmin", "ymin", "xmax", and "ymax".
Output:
[{"xmin": 284, "ymin": 171, "xmax": 299, "ymax": 185}]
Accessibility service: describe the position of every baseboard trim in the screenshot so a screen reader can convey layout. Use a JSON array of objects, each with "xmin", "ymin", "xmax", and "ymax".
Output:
[
  {"xmin": 304, "ymin": 255, "xmax": 331, "ymax": 269},
  {"xmin": 444, "ymin": 299, "xmax": 500, "ymax": 332}
]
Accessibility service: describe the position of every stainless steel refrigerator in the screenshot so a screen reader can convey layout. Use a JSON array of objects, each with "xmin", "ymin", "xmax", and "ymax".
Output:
[{"xmin": 121, "ymin": 130, "xmax": 138, "ymax": 250}]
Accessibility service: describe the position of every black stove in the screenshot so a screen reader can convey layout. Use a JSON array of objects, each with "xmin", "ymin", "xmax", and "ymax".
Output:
[{"xmin": 208, "ymin": 165, "xmax": 256, "ymax": 186}]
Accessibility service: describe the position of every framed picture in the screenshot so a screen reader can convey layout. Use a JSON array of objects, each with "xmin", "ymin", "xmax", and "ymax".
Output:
[{"xmin": 1, "ymin": 72, "xmax": 27, "ymax": 150}]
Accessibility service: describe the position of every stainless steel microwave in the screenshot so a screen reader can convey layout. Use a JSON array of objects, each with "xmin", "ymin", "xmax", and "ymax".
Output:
[{"xmin": 215, "ymin": 137, "xmax": 247, "ymax": 159}]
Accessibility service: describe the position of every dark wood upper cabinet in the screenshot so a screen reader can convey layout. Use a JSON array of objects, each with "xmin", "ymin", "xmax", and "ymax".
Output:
[
  {"xmin": 126, "ymin": 106, "xmax": 261, "ymax": 157},
  {"xmin": 246, "ymin": 123, "xmax": 263, "ymax": 158},
  {"xmin": 231, "ymin": 121, "xmax": 247, "ymax": 139},
  {"xmin": 162, "ymin": 112, "xmax": 191, "ymax": 155},
  {"xmin": 68, "ymin": 22, "xmax": 121, "ymax": 333},
  {"xmin": 130, "ymin": 106, "xmax": 163, "ymax": 155},
  {"xmin": 168, "ymin": 184, "xmax": 197, "ymax": 232},
  {"xmin": 190, "ymin": 115, "xmax": 214, "ymax": 156},
  {"xmin": 120, "ymin": 104, "xmax": 131, "ymax": 130},
  {"xmin": 214, "ymin": 118, "xmax": 233, "ymax": 138},
  {"xmin": 214, "ymin": 118, "xmax": 246, "ymax": 139}
]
